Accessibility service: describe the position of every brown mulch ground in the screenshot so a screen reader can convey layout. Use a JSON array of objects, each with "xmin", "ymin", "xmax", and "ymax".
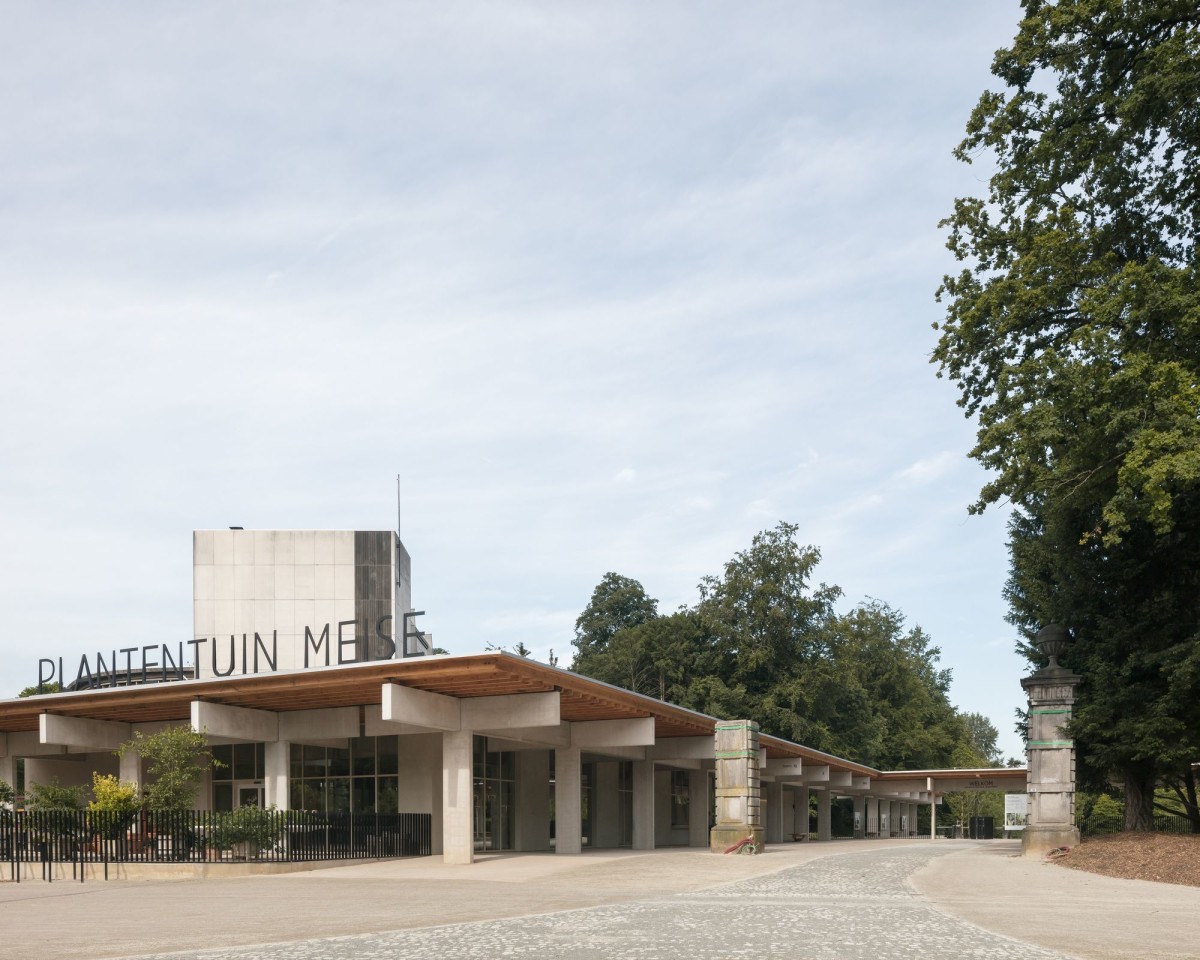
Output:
[{"xmin": 1054, "ymin": 832, "xmax": 1200, "ymax": 887}]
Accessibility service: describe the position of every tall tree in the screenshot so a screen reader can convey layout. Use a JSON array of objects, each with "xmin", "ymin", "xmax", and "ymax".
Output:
[
  {"xmin": 935, "ymin": 1, "xmax": 1200, "ymax": 828},
  {"xmin": 569, "ymin": 525, "xmax": 975, "ymax": 771},
  {"xmin": 832, "ymin": 602, "xmax": 968, "ymax": 770},
  {"xmin": 961, "ymin": 711, "xmax": 1004, "ymax": 767},
  {"xmin": 698, "ymin": 522, "xmax": 841, "ymax": 696},
  {"xmin": 571, "ymin": 573, "xmax": 658, "ymax": 675}
]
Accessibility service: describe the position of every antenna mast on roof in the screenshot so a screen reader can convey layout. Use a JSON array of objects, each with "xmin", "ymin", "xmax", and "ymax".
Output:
[{"xmin": 396, "ymin": 473, "xmax": 402, "ymax": 539}]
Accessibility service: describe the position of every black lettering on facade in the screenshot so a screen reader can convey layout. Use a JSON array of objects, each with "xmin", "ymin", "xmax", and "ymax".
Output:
[
  {"xmin": 305, "ymin": 624, "xmax": 331, "ymax": 667},
  {"xmin": 376, "ymin": 615, "xmax": 396, "ymax": 659},
  {"xmin": 211, "ymin": 635, "xmax": 237, "ymax": 677},
  {"xmin": 75, "ymin": 654, "xmax": 94, "ymax": 689},
  {"xmin": 141, "ymin": 644, "xmax": 158, "ymax": 683},
  {"xmin": 337, "ymin": 620, "xmax": 358, "ymax": 664},
  {"xmin": 254, "ymin": 632, "xmax": 277, "ymax": 672}
]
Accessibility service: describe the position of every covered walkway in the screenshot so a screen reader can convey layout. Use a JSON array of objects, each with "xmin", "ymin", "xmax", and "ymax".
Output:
[{"xmin": 0, "ymin": 653, "xmax": 1027, "ymax": 864}]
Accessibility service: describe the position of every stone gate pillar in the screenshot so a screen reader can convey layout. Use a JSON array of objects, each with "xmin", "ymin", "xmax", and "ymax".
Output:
[
  {"xmin": 709, "ymin": 720, "xmax": 764, "ymax": 852},
  {"xmin": 1020, "ymin": 624, "xmax": 1082, "ymax": 858}
]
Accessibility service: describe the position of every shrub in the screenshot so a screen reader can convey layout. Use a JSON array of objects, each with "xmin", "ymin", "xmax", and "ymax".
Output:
[{"xmin": 25, "ymin": 778, "xmax": 86, "ymax": 811}]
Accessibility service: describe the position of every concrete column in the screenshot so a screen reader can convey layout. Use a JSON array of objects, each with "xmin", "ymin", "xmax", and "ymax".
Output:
[
  {"xmin": 795, "ymin": 787, "xmax": 810, "ymax": 837},
  {"xmin": 555, "ymin": 746, "xmax": 582, "ymax": 855},
  {"xmin": 0, "ymin": 754, "xmax": 15, "ymax": 796},
  {"xmin": 264, "ymin": 740, "xmax": 290, "ymax": 809},
  {"xmin": 866, "ymin": 797, "xmax": 878, "ymax": 837},
  {"xmin": 514, "ymin": 750, "xmax": 550, "ymax": 852},
  {"xmin": 930, "ymin": 799, "xmax": 937, "ymax": 839},
  {"xmin": 764, "ymin": 779, "xmax": 784, "ymax": 844},
  {"xmin": 853, "ymin": 795, "xmax": 866, "ymax": 838},
  {"xmin": 632, "ymin": 759, "xmax": 655, "ymax": 851},
  {"xmin": 119, "ymin": 748, "xmax": 141, "ymax": 788},
  {"xmin": 816, "ymin": 789, "xmax": 832, "ymax": 841},
  {"xmin": 430, "ymin": 738, "xmax": 444, "ymax": 856},
  {"xmin": 442, "ymin": 729, "xmax": 474, "ymax": 865},
  {"xmin": 592, "ymin": 760, "xmax": 621, "ymax": 849},
  {"xmin": 688, "ymin": 769, "xmax": 709, "ymax": 847}
]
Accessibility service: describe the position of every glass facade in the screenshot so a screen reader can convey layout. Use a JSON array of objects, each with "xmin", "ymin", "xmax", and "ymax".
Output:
[
  {"xmin": 670, "ymin": 769, "xmax": 690, "ymax": 828},
  {"xmin": 617, "ymin": 760, "xmax": 634, "ymax": 847},
  {"xmin": 288, "ymin": 736, "xmax": 400, "ymax": 813},
  {"xmin": 472, "ymin": 736, "xmax": 514, "ymax": 851},
  {"xmin": 211, "ymin": 743, "xmax": 265, "ymax": 812}
]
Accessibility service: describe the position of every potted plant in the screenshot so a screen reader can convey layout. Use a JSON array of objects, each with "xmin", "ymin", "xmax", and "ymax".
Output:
[{"xmin": 210, "ymin": 804, "xmax": 282, "ymax": 860}]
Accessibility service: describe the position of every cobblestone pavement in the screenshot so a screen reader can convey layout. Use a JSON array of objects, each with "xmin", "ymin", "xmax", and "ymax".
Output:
[{"xmin": 129, "ymin": 845, "xmax": 1071, "ymax": 960}]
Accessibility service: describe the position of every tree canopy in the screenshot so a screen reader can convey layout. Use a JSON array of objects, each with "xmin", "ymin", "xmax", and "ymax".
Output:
[
  {"xmin": 571, "ymin": 522, "xmax": 977, "ymax": 771},
  {"xmin": 935, "ymin": 1, "xmax": 1200, "ymax": 827}
]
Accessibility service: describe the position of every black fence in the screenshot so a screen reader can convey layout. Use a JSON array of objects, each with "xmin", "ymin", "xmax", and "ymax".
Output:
[
  {"xmin": 1, "ymin": 809, "xmax": 432, "ymax": 882},
  {"xmin": 1077, "ymin": 812, "xmax": 1197, "ymax": 838}
]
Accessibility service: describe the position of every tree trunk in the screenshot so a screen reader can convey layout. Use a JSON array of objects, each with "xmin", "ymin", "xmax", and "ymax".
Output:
[
  {"xmin": 1184, "ymin": 767, "xmax": 1200, "ymax": 833},
  {"xmin": 1123, "ymin": 765, "xmax": 1157, "ymax": 831}
]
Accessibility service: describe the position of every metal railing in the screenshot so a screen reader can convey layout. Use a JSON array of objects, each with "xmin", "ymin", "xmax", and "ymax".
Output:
[
  {"xmin": 2, "ymin": 809, "xmax": 432, "ymax": 882},
  {"xmin": 1077, "ymin": 812, "xmax": 1196, "ymax": 837}
]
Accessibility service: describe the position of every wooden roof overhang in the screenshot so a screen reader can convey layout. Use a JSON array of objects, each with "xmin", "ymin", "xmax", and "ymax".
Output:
[
  {"xmin": 758, "ymin": 733, "xmax": 878, "ymax": 778},
  {"xmin": 0, "ymin": 653, "xmax": 716, "ymax": 740},
  {"xmin": 0, "ymin": 654, "xmax": 1027, "ymax": 786}
]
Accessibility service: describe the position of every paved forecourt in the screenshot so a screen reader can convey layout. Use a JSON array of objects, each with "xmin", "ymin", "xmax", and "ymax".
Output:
[{"xmin": 0, "ymin": 840, "xmax": 1196, "ymax": 960}]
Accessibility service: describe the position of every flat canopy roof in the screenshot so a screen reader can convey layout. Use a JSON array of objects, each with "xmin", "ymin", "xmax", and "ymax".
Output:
[{"xmin": 0, "ymin": 652, "xmax": 1024, "ymax": 784}]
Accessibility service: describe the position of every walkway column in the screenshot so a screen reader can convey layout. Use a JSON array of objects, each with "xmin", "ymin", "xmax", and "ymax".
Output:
[
  {"xmin": 442, "ymin": 728, "xmax": 474, "ymax": 865},
  {"xmin": 709, "ymin": 720, "xmax": 763, "ymax": 852},
  {"xmin": 816, "ymin": 789, "xmax": 832, "ymax": 841},
  {"xmin": 1021, "ymin": 624, "xmax": 1082, "ymax": 858},
  {"xmin": 555, "ymin": 747, "xmax": 582, "ymax": 854},
  {"xmin": 264, "ymin": 740, "xmax": 290, "ymax": 808},
  {"xmin": 796, "ymin": 787, "xmax": 810, "ymax": 837},
  {"xmin": 764, "ymin": 780, "xmax": 784, "ymax": 844},
  {"xmin": 0, "ymin": 755, "xmax": 14, "ymax": 798},
  {"xmin": 853, "ymin": 796, "xmax": 866, "ymax": 838},
  {"xmin": 688, "ymin": 769, "xmax": 709, "ymax": 847},
  {"xmin": 119, "ymin": 747, "xmax": 140, "ymax": 787},
  {"xmin": 930, "ymin": 799, "xmax": 937, "ymax": 839},
  {"xmin": 632, "ymin": 758, "xmax": 655, "ymax": 850}
]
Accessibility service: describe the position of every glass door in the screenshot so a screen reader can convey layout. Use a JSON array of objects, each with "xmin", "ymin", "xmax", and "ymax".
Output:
[{"xmin": 235, "ymin": 784, "xmax": 264, "ymax": 808}]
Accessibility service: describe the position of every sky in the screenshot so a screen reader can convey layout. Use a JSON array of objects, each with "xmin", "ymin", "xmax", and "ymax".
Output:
[{"xmin": 0, "ymin": 2, "xmax": 1031, "ymax": 760}]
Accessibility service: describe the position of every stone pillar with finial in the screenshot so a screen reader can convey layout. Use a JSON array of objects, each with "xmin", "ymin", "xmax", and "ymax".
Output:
[{"xmin": 1020, "ymin": 624, "xmax": 1082, "ymax": 858}]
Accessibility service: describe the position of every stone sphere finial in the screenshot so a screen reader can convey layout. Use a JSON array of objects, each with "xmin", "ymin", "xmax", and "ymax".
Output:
[{"xmin": 1035, "ymin": 623, "xmax": 1069, "ymax": 668}]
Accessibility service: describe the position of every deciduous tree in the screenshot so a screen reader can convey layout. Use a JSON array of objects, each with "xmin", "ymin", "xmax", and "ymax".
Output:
[{"xmin": 935, "ymin": 0, "xmax": 1200, "ymax": 829}]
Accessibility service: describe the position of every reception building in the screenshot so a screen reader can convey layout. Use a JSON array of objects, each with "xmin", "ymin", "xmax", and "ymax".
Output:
[{"xmin": 0, "ymin": 529, "xmax": 1026, "ymax": 865}]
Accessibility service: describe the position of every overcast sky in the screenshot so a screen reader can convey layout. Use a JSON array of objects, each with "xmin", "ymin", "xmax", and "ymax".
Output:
[{"xmin": 0, "ymin": 2, "xmax": 1030, "ymax": 759}]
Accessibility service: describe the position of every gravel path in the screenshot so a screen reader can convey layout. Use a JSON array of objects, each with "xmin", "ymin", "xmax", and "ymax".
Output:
[{"xmin": 129, "ymin": 846, "xmax": 1070, "ymax": 960}]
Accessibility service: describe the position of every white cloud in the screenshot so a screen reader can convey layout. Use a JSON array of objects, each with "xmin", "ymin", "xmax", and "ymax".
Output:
[
  {"xmin": 895, "ymin": 451, "xmax": 961, "ymax": 485},
  {"xmin": 0, "ymin": 0, "xmax": 1030, "ymax": 759}
]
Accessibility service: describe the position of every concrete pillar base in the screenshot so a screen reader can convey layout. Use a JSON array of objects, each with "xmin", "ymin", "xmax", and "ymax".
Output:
[{"xmin": 1021, "ymin": 824, "xmax": 1080, "ymax": 858}]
